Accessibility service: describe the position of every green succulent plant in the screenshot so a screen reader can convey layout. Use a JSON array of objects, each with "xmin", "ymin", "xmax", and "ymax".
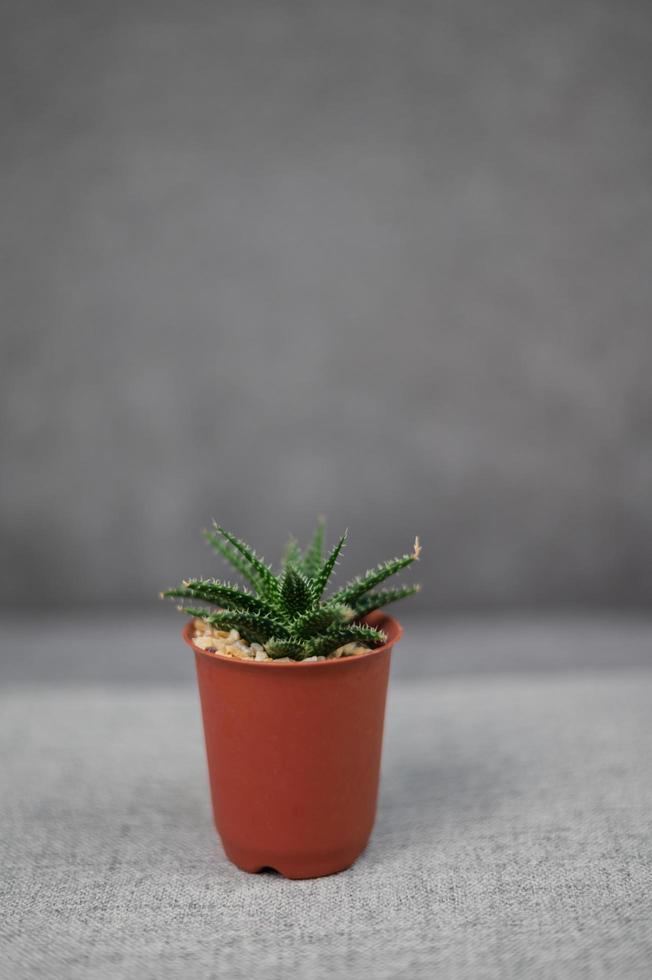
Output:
[{"xmin": 162, "ymin": 519, "xmax": 421, "ymax": 661}]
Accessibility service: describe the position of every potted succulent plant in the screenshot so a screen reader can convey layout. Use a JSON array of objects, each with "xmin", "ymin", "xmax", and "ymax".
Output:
[{"xmin": 162, "ymin": 519, "xmax": 420, "ymax": 879}]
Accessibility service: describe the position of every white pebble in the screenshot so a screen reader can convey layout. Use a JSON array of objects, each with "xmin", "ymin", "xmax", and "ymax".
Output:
[{"xmin": 194, "ymin": 635, "xmax": 217, "ymax": 650}]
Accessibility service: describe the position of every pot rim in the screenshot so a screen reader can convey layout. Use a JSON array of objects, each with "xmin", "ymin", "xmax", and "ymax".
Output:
[{"xmin": 183, "ymin": 610, "xmax": 402, "ymax": 669}]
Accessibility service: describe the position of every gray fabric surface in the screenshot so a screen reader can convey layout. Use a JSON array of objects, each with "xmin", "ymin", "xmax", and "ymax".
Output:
[{"xmin": 2, "ymin": 670, "xmax": 651, "ymax": 979}]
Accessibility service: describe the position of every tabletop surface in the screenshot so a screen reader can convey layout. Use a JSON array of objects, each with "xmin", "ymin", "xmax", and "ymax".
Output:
[{"xmin": 2, "ymin": 614, "xmax": 651, "ymax": 979}]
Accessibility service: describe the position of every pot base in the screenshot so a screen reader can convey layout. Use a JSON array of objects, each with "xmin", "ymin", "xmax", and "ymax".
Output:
[{"xmin": 221, "ymin": 838, "xmax": 365, "ymax": 880}]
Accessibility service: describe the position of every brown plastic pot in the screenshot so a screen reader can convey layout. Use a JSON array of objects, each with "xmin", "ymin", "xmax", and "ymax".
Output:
[{"xmin": 183, "ymin": 610, "xmax": 402, "ymax": 879}]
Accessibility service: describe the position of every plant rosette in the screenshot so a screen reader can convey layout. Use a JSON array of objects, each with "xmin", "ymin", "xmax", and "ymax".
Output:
[{"xmin": 163, "ymin": 520, "xmax": 420, "ymax": 879}]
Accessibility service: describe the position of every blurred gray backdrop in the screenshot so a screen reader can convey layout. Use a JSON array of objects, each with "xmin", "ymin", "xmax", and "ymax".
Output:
[{"xmin": 1, "ymin": 0, "xmax": 651, "ymax": 611}]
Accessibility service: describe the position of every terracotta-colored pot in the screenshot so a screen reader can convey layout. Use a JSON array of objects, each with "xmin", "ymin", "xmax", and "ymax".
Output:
[{"xmin": 183, "ymin": 610, "xmax": 402, "ymax": 879}]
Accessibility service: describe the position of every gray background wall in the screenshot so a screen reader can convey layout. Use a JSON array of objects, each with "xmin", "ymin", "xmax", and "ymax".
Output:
[{"xmin": 1, "ymin": 0, "xmax": 651, "ymax": 611}]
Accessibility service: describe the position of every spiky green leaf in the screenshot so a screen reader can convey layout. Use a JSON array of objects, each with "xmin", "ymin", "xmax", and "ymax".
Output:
[
  {"xmin": 281, "ymin": 534, "xmax": 302, "ymax": 571},
  {"xmin": 181, "ymin": 607, "xmax": 277, "ymax": 645},
  {"xmin": 303, "ymin": 624, "xmax": 386, "ymax": 659},
  {"xmin": 313, "ymin": 531, "xmax": 347, "ymax": 598},
  {"xmin": 265, "ymin": 637, "xmax": 306, "ymax": 660},
  {"xmin": 203, "ymin": 529, "xmax": 262, "ymax": 589},
  {"xmin": 351, "ymin": 585, "xmax": 420, "ymax": 617},
  {"xmin": 302, "ymin": 517, "xmax": 325, "ymax": 579},
  {"xmin": 331, "ymin": 546, "xmax": 419, "ymax": 607},
  {"xmin": 289, "ymin": 603, "xmax": 350, "ymax": 639},
  {"xmin": 213, "ymin": 524, "xmax": 279, "ymax": 601},
  {"xmin": 163, "ymin": 579, "xmax": 270, "ymax": 614},
  {"xmin": 280, "ymin": 566, "xmax": 315, "ymax": 618}
]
